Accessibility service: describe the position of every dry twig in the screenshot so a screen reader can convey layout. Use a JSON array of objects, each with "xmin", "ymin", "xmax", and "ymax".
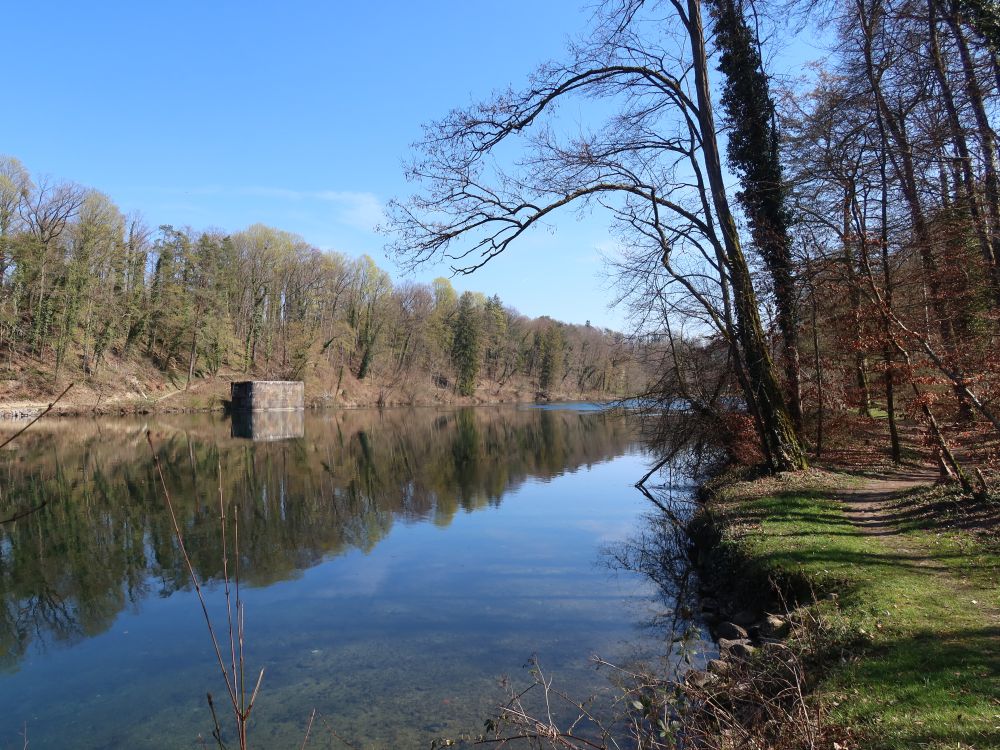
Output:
[
  {"xmin": 0, "ymin": 383, "xmax": 74, "ymax": 525},
  {"xmin": 146, "ymin": 432, "xmax": 264, "ymax": 749}
]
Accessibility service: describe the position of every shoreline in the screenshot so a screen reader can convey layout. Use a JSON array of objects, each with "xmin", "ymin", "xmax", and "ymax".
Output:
[
  {"xmin": 683, "ymin": 465, "xmax": 999, "ymax": 749},
  {"xmin": 0, "ymin": 386, "xmax": 621, "ymax": 422}
]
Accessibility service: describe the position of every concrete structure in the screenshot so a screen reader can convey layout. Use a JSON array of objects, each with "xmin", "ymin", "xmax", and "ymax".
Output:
[{"xmin": 230, "ymin": 380, "xmax": 305, "ymax": 411}]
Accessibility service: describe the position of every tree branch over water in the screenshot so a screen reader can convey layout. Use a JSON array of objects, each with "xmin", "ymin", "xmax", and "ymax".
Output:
[{"xmin": 0, "ymin": 383, "xmax": 73, "ymax": 526}]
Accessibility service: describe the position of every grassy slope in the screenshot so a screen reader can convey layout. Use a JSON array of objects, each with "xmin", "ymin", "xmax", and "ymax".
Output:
[{"xmin": 705, "ymin": 475, "xmax": 1000, "ymax": 749}]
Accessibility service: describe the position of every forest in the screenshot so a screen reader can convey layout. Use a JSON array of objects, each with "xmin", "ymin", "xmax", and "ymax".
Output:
[
  {"xmin": 0, "ymin": 159, "xmax": 649, "ymax": 410},
  {"xmin": 388, "ymin": 0, "xmax": 1000, "ymax": 481}
]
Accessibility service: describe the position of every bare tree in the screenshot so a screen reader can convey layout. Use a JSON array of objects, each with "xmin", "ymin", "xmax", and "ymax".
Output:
[{"xmin": 387, "ymin": 0, "xmax": 807, "ymax": 470}]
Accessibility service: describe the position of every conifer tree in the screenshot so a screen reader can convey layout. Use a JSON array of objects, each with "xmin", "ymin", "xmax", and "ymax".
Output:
[{"xmin": 451, "ymin": 292, "xmax": 481, "ymax": 396}]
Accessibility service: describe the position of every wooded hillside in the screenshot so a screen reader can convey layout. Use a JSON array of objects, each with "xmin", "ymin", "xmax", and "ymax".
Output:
[{"xmin": 0, "ymin": 158, "xmax": 650, "ymax": 412}]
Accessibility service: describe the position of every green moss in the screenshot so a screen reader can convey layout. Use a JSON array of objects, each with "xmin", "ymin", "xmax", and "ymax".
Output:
[{"xmin": 702, "ymin": 479, "xmax": 1000, "ymax": 749}]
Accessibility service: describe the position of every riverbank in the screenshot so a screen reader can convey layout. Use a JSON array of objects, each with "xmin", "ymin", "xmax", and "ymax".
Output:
[
  {"xmin": 0, "ymin": 361, "xmax": 619, "ymax": 419},
  {"xmin": 690, "ymin": 466, "xmax": 999, "ymax": 749}
]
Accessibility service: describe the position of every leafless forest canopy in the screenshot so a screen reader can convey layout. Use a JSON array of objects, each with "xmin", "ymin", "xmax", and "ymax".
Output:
[{"xmin": 387, "ymin": 0, "xmax": 1000, "ymax": 476}]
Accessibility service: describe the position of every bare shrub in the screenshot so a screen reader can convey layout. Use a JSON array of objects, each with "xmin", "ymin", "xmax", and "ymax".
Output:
[{"xmin": 467, "ymin": 603, "xmax": 850, "ymax": 750}]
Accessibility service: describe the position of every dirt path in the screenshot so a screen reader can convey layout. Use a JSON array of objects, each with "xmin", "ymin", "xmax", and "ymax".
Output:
[
  {"xmin": 839, "ymin": 468, "xmax": 938, "ymax": 538},
  {"xmin": 839, "ymin": 467, "xmax": 1000, "ymax": 623}
]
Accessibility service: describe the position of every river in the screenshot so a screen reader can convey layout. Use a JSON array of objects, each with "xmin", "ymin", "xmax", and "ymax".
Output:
[{"xmin": 0, "ymin": 404, "xmax": 700, "ymax": 748}]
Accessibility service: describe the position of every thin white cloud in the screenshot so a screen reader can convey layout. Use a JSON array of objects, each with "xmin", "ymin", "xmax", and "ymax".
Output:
[
  {"xmin": 241, "ymin": 187, "xmax": 384, "ymax": 231},
  {"xmin": 313, "ymin": 190, "xmax": 384, "ymax": 231},
  {"xmin": 141, "ymin": 185, "xmax": 384, "ymax": 233}
]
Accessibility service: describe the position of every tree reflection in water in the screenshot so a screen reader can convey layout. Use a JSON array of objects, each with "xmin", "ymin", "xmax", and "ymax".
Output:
[
  {"xmin": 603, "ymin": 467, "xmax": 706, "ymax": 669},
  {"xmin": 0, "ymin": 406, "xmax": 636, "ymax": 671}
]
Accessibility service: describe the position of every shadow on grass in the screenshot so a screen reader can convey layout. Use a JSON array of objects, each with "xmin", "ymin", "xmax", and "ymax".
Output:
[
  {"xmin": 702, "ymin": 484, "xmax": 1000, "ymax": 749},
  {"xmin": 731, "ymin": 486, "xmax": 995, "ymax": 540},
  {"xmin": 715, "ymin": 491, "xmax": 975, "ymax": 589},
  {"xmin": 884, "ymin": 484, "xmax": 1000, "ymax": 539},
  {"xmin": 832, "ymin": 625, "xmax": 1000, "ymax": 750}
]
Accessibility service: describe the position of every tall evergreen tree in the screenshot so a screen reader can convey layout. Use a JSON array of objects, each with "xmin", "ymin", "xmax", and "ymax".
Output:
[
  {"xmin": 538, "ymin": 324, "xmax": 563, "ymax": 394},
  {"xmin": 451, "ymin": 292, "xmax": 481, "ymax": 396}
]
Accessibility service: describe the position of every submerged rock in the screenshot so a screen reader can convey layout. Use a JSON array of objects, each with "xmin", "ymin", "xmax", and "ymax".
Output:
[
  {"xmin": 730, "ymin": 609, "xmax": 757, "ymax": 627},
  {"xmin": 700, "ymin": 597, "xmax": 721, "ymax": 624}
]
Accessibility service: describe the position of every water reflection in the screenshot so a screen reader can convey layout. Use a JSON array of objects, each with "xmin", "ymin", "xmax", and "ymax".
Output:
[
  {"xmin": 0, "ymin": 406, "xmax": 636, "ymax": 672},
  {"xmin": 231, "ymin": 409, "xmax": 305, "ymax": 441},
  {"xmin": 605, "ymin": 478, "xmax": 706, "ymax": 664}
]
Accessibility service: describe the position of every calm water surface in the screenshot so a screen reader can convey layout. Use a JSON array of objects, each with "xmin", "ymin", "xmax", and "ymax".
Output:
[{"xmin": 0, "ymin": 404, "xmax": 694, "ymax": 748}]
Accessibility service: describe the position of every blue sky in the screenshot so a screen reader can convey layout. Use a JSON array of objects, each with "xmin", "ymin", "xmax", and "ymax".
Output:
[{"xmin": 2, "ymin": 1, "xmax": 820, "ymax": 330}]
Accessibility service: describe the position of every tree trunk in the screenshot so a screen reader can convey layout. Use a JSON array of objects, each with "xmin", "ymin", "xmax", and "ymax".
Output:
[
  {"xmin": 708, "ymin": 0, "xmax": 803, "ymax": 433},
  {"xmin": 923, "ymin": 402, "xmax": 975, "ymax": 494},
  {"xmin": 843, "ymin": 189, "xmax": 872, "ymax": 415},
  {"xmin": 186, "ymin": 327, "xmax": 198, "ymax": 390},
  {"xmin": 874, "ymin": 69, "xmax": 902, "ymax": 464},
  {"xmin": 688, "ymin": 0, "xmax": 807, "ymax": 471},
  {"xmin": 928, "ymin": 0, "xmax": 1000, "ymax": 307},
  {"xmin": 945, "ymin": 1, "xmax": 1000, "ymax": 305},
  {"xmin": 883, "ymin": 346, "xmax": 901, "ymax": 463},
  {"xmin": 811, "ymin": 283, "xmax": 824, "ymax": 458}
]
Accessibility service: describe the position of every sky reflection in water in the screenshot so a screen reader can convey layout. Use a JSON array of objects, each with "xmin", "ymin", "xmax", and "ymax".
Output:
[{"xmin": 0, "ymin": 405, "xmax": 690, "ymax": 749}]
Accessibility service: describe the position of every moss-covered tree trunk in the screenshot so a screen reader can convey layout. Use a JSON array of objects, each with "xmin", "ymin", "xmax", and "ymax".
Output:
[
  {"xmin": 708, "ymin": 0, "xmax": 804, "ymax": 433},
  {"xmin": 689, "ymin": 0, "xmax": 807, "ymax": 471}
]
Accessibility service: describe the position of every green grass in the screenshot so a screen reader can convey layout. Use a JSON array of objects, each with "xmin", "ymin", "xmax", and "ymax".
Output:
[{"xmin": 710, "ymin": 484, "xmax": 1000, "ymax": 749}]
